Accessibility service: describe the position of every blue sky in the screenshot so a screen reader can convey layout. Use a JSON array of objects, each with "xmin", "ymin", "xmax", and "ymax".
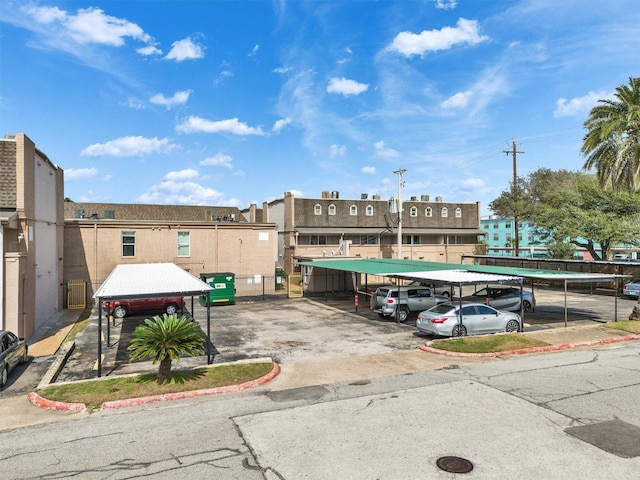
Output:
[{"xmin": 1, "ymin": 1, "xmax": 639, "ymax": 215}]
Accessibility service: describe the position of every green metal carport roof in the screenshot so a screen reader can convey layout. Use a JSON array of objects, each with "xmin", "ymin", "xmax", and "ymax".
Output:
[{"xmin": 296, "ymin": 257, "xmax": 631, "ymax": 323}]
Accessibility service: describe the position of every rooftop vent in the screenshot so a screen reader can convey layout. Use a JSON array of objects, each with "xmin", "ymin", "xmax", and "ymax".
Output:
[
  {"xmin": 421, "ymin": 195, "xmax": 430, "ymax": 202},
  {"xmin": 361, "ymin": 193, "xmax": 368, "ymax": 199}
]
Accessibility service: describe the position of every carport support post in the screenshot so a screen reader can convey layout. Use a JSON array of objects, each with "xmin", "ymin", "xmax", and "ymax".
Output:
[
  {"xmin": 564, "ymin": 280, "xmax": 568, "ymax": 327},
  {"xmin": 207, "ymin": 304, "xmax": 212, "ymax": 364},
  {"xmin": 97, "ymin": 300, "xmax": 103, "ymax": 377}
]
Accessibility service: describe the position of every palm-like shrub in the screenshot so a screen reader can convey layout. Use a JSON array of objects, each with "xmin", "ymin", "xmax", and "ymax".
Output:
[{"xmin": 128, "ymin": 314, "xmax": 204, "ymax": 382}]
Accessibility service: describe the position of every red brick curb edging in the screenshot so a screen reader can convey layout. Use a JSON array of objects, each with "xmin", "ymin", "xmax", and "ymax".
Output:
[
  {"xmin": 419, "ymin": 335, "xmax": 640, "ymax": 358},
  {"xmin": 28, "ymin": 362, "xmax": 281, "ymax": 412},
  {"xmin": 27, "ymin": 391, "xmax": 87, "ymax": 413}
]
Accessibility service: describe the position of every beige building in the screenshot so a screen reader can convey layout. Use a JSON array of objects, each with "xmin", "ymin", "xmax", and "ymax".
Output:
[
  {"xmin": 1, "ymin": 133, "xmax": 65, "ymax": 339},
  {"xmin": 63, "ymin": 203, "xmax": 278, "ymax": 298},
  {"xmin": 262, "ymin": 191, "xmax": 484, "ymax": 274}
]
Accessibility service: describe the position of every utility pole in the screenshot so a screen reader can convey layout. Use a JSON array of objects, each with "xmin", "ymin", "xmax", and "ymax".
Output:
[
  {"xmin": 504, "ymin": 141, "xmax": 524, "ymax": 258},
  {"xmin": 394, "ymin": 168, "xmax": 406, "ymax": 259}
]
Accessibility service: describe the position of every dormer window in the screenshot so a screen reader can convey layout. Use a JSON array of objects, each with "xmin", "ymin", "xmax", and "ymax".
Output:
[{"xmin": 314, "ymin": 204, "xmax": 322, "ymax": 215}]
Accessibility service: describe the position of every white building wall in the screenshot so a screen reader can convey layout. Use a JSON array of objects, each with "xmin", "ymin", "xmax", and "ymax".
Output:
[{"xmin": 33, "ymin": 152, "xmax": 60, "ymax": 328}]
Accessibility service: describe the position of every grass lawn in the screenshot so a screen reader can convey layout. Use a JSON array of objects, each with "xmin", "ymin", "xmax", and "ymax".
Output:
[
  {"xmin": 429, "ymin": 334, "xmax": 550, "ymax": 354},
  {"xmin": 36, "ymin": 362, "xmax": 274, "ymax": 411},
  {"xmin": 604, "ymin": 320, "xmax": 640, "ymax": 335}
]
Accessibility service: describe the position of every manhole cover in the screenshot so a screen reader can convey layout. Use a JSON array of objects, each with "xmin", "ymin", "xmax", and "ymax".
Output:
[{"xmin": 436, "ymin": 456, "xmax": 474, "ymax": 473}]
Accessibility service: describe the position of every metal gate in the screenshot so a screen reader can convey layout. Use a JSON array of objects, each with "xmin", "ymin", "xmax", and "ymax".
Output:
[
  {"xmin": 67, "ymin": 280, "xmax": 87, "ymax": 309},
  {"xmin": 287, "ymin": 274, "xmax": 304, "ymax": 298}
]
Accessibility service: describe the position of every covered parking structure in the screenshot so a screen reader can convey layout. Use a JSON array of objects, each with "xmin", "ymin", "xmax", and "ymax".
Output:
[
  {"xmin": 296, "ymin": 258, "xmax": 631, "ymax": 325},
  {"xmin": 92, "ymin": 263, "xmax": 213, "ymax": 377}
]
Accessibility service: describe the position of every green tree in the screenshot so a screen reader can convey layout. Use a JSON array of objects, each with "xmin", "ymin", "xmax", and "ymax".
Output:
[
  {"xmin": 582, "ymin": 77, "xmax": 640, "ymax": 192},
  {"xmin": 490, "ymin": 169, "xmax": 640, "ymax": 260},
  {"xmin": 128, "ymin": 314, "xmax": 204, "ymax": 382}
]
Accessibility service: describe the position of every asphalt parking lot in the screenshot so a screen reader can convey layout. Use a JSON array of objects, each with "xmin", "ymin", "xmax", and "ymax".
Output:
[{"xmin": 1, "ymin": 285, "xmax": 636, "ymax": 397}]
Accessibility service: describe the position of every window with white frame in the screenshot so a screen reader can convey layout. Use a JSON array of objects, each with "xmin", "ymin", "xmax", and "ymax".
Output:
[
  {"xmin": 425, "ymin": 206, "xmax": 433, "ymax": 217},
  {"xmin": 122, "ymin": 231, "xmax": 135, "ymax": 257},
  {"xmin": 360, "ymin": 235, "xmax": 378, "ymax": 245},
  {"xmin": 350, "ymin": 204, "xmax": 357, "ymax": 215},
  {"xmin": 410, "ymin": 206, "xmax": 418, "ymax": 217},
  {"xmin": 328, "ymin": 204, "xmax": 336, "ymax": 215},
  {"xmin": 449, "ymin": 235, "xmax": 463, "ymax": 244},
  {"xmin": 310, "ymin": 235, "xmax": 327, "ymax": 245},
  {"xmin": 177, "ymin": 231, "xmax": 190, "ymax": 257},
  {"xmin": 455, "ymin": 207, "xmax": 462, "ymax": 218},
  {"xmin": 314, "ymin": 204, "xmax": 322, "ymax": 215},
  {"xmin": 365, "ymin": 205, "xmax": 373, "ymax": 216},
  {"xmin": 441, "ymin": 207, "xmax": 448, "ymax": 218}
]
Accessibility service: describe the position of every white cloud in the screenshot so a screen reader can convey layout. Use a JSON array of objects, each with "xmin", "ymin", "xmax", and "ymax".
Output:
[
  {"xmin": 176, "ymin": 116, "xmax": 265, "ymax": 135},
  {"xmin": 460, "ymin": 177, "xmax": 485, "ymax": 188},
  {"xmin": 137, "ymin": 44, "xmax": 162, "ymax": 56},
  {"xmin": 388, "ymin": 18, "xmax": 488, "ymax": 57},
  {"xmin": 149, "ymin": 90, "xmax": 192, "ymax": 109},
  {"xmin": 434, "ymin": 0, "xmax": 458, "ymax": 9},
  {"xmin": 330, "ymin": 144, "xmax": 347, "ymax": 157},
  {"xmin": 249, "ymin": 44, "xmax": 260, "ymax": 56},
  {"xmin": 65, "ymin": 167, "xmax": 97, "ymax": 180},
  {"xmin": 362, "ymin": 166, "xmax": 376, "ymax": 175},
  {"xmin": 137, "ymin": 180, "xmax": 224, "ymax": 205},
  {"xmin": 23, "ymin": 6, "xmax": 154, "ymax": 48},
  {"xmin": 122, "ymin": 97, "xmax": 145, "ymax": 110},
  {"xmin": 441, "ymin": 90, "xmax": 473, "ymax": 108},
  {"xmin": 80, "ymin": 136, "xmax": 178, "ymax": 157},
  {"xmin": 327, "ymin": 77, "xmax": 369, "ymax": 96},
  {"xmin": 554, "ymin": 90, "xmax": 611, "ymax": 118},
  {"xmin": 200, "ymin": 152, "xmax": 233, "ymax": 168},
  {"xmin": 165, "ymin": 36, "xmax": 205, "ymax": 62},
  {"xmin": 273, "ymin": 118, "xmax": 292, "ymax": 132},
  {"xmin": 273, "ymin": 66, "xmax": 294, "ymax": 74},
  {"xmin": 374, "ymin": 141, "xmax": 400, "ymax": 158},
  {"xmin": 214, "ymin": 70, "xmax": 234, "ymax": 85},
  {"xmin": 164, "ymin": 169, "xmax": 199, "ymax": 180}
]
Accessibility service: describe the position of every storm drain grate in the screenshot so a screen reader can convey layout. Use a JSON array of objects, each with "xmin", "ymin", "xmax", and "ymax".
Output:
[
  {"xmin": 436, "ymin": 456, "xmax": 474, "ymax": 474},
  {"xmin": 565, "ymin": 419, "xmax": 640, "ymax": 458}
]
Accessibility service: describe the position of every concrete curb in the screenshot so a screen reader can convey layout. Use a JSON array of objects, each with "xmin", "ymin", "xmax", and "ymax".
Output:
[
  {"xmin": 419, "ymin": 334, "xmax": 640, "ymax": 358},
  {"xmin": 27, "ymin": 361, "xmax": 280, "ymax": 413},
  {"xmin": 37, "ymin": 341, "xmax": 76, "ymax": 389}
]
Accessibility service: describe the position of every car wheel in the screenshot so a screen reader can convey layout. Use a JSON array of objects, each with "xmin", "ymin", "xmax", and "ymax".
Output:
[
  {"xmin": 377, "ymin": 313, "xmax": 386, "ymax": 319},
  {"xmin": 441, "ymin": 291, "xmax": 450, "ymax": 299},
  {"xmin": 522, "ymin": 300, "xmax": 532, "ymax": 312},
  {"xmin": 395, "ymin": 307, "xmax": 409, "ymax": 323},
  {"xmin": 505, "ymin": 319, "xmax": 520, "ymax": 333},
  {"xmin": 452, "ymin": 324, "xmax": 467, "ymax": 337},
  {"xmin": 0, "ymin": 365, "xmax": 8, "ymax": 388},
  {"xmin": 165, "ymin": 303, "xmax": 178, "ymax": 315},
  {"xmin": 113, "ymin": 306, "xmax": 127, "ymax": 318}
]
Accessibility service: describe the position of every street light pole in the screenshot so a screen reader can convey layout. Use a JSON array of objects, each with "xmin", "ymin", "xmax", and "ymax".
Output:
[{"xmin": 394, "ymin": 168, "xmax": 406, "ymax": 259}]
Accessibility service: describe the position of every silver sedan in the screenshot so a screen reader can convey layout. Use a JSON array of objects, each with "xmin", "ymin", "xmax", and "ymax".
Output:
[{"xmin": 417, "ymin": 302, "xmax": 522, "ymax": 337}]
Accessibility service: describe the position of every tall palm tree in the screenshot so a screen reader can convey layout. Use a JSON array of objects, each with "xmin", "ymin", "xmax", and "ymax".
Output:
[
  {"xmin": 128, "ymin": 314, "xmax": 204, "ymax": 382},
  {"xmin": 582, "ymin": 77, "xmax": 640, "ymax": 193}
]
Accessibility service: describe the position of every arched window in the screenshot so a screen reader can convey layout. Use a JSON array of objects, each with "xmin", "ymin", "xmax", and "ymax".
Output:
[
  {"xmin": 328, "ymin": 204, "xmax": 336, "ymax": 215},
  {"xmin": 425, "ymin": 206, "xmax": 433, "ymax": 217},
  {"xmin": 350, "ymin": 204, "xmax": 358, "ymax": 216},
  {"xmin": 455, "ymin": 207, "xmax": 462, "ymax": 218},
  {"xmin": 314, "ymin": 204, "xmax": 322, "ymax": 215},
  {"xmin": 410, "ymin": 206, "xmax": 418, "ymax": 217},
  {"xmin": 441, "ymin": 207, "xmax": 448, "ymax": 218},
  {"xmin": 366, "ymin": 205, "xmax": 374, "ymax": 216}
]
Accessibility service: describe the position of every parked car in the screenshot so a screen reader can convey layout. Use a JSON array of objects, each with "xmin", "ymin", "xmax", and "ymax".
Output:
[
  {"xmin": 370, "ymin": 285, "xmax": 448, "ymax": 322},
  {"xmin": 613, "ymin": 254, "xmax": 629, "ymax": 261},
  {"xmin": 461, "ymin": 286, "xmax": 535, "ymax": 312},
  {"xmin": 0, "ymin": 330, "xmax": 28, "ymax": 388},
  {"xmin": 416, "ymin": 302, "xmax": 522, "ymax": 337},
  {"xmin": 406, "ymin": 281, "xmax": 457, "ymax": 298},
  {"xmin": 104, "ymin": 297, "xmax": 185, "ymax": 318},
  {"xmin": 623, "ymin": 279, "xmax": 640, "ymax": 299}
]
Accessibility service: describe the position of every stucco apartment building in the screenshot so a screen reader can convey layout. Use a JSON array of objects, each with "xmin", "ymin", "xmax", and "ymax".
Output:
[
  {"xmin": 63, "ymin": 203, "xmax": 278, "ymax": 299},
  {"xmin": 262, "ymin": 191, "xmax": 484, "ymax": 274},
  {"xmin": 0, "ymin": 133, "xmax": 64, "ymax": 339}
]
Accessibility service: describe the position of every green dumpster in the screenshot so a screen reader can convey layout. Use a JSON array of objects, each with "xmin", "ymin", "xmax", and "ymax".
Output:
[{"xmin": 199, "ymin": 272, "xmax": 236, "ymax": 306}]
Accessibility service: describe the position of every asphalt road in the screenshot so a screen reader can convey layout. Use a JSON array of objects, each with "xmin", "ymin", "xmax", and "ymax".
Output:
[{"xmin": 1, "ymin": 343, "xmax": 639, "ymax": 479}]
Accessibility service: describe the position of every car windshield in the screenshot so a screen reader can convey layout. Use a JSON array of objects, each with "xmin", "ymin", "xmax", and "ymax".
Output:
[{"xmin": 472, "ymin": 288, "xmax": 489, "ymax": 297}]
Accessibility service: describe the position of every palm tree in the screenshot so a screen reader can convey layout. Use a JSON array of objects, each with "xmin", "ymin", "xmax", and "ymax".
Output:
[
  {"xmin": 128, "ymin": 314, "xmax": 204, "ymax": 382},
  {"xmin": 582, "ymin": 77, "xmax": 640, "ymax": 193}
]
